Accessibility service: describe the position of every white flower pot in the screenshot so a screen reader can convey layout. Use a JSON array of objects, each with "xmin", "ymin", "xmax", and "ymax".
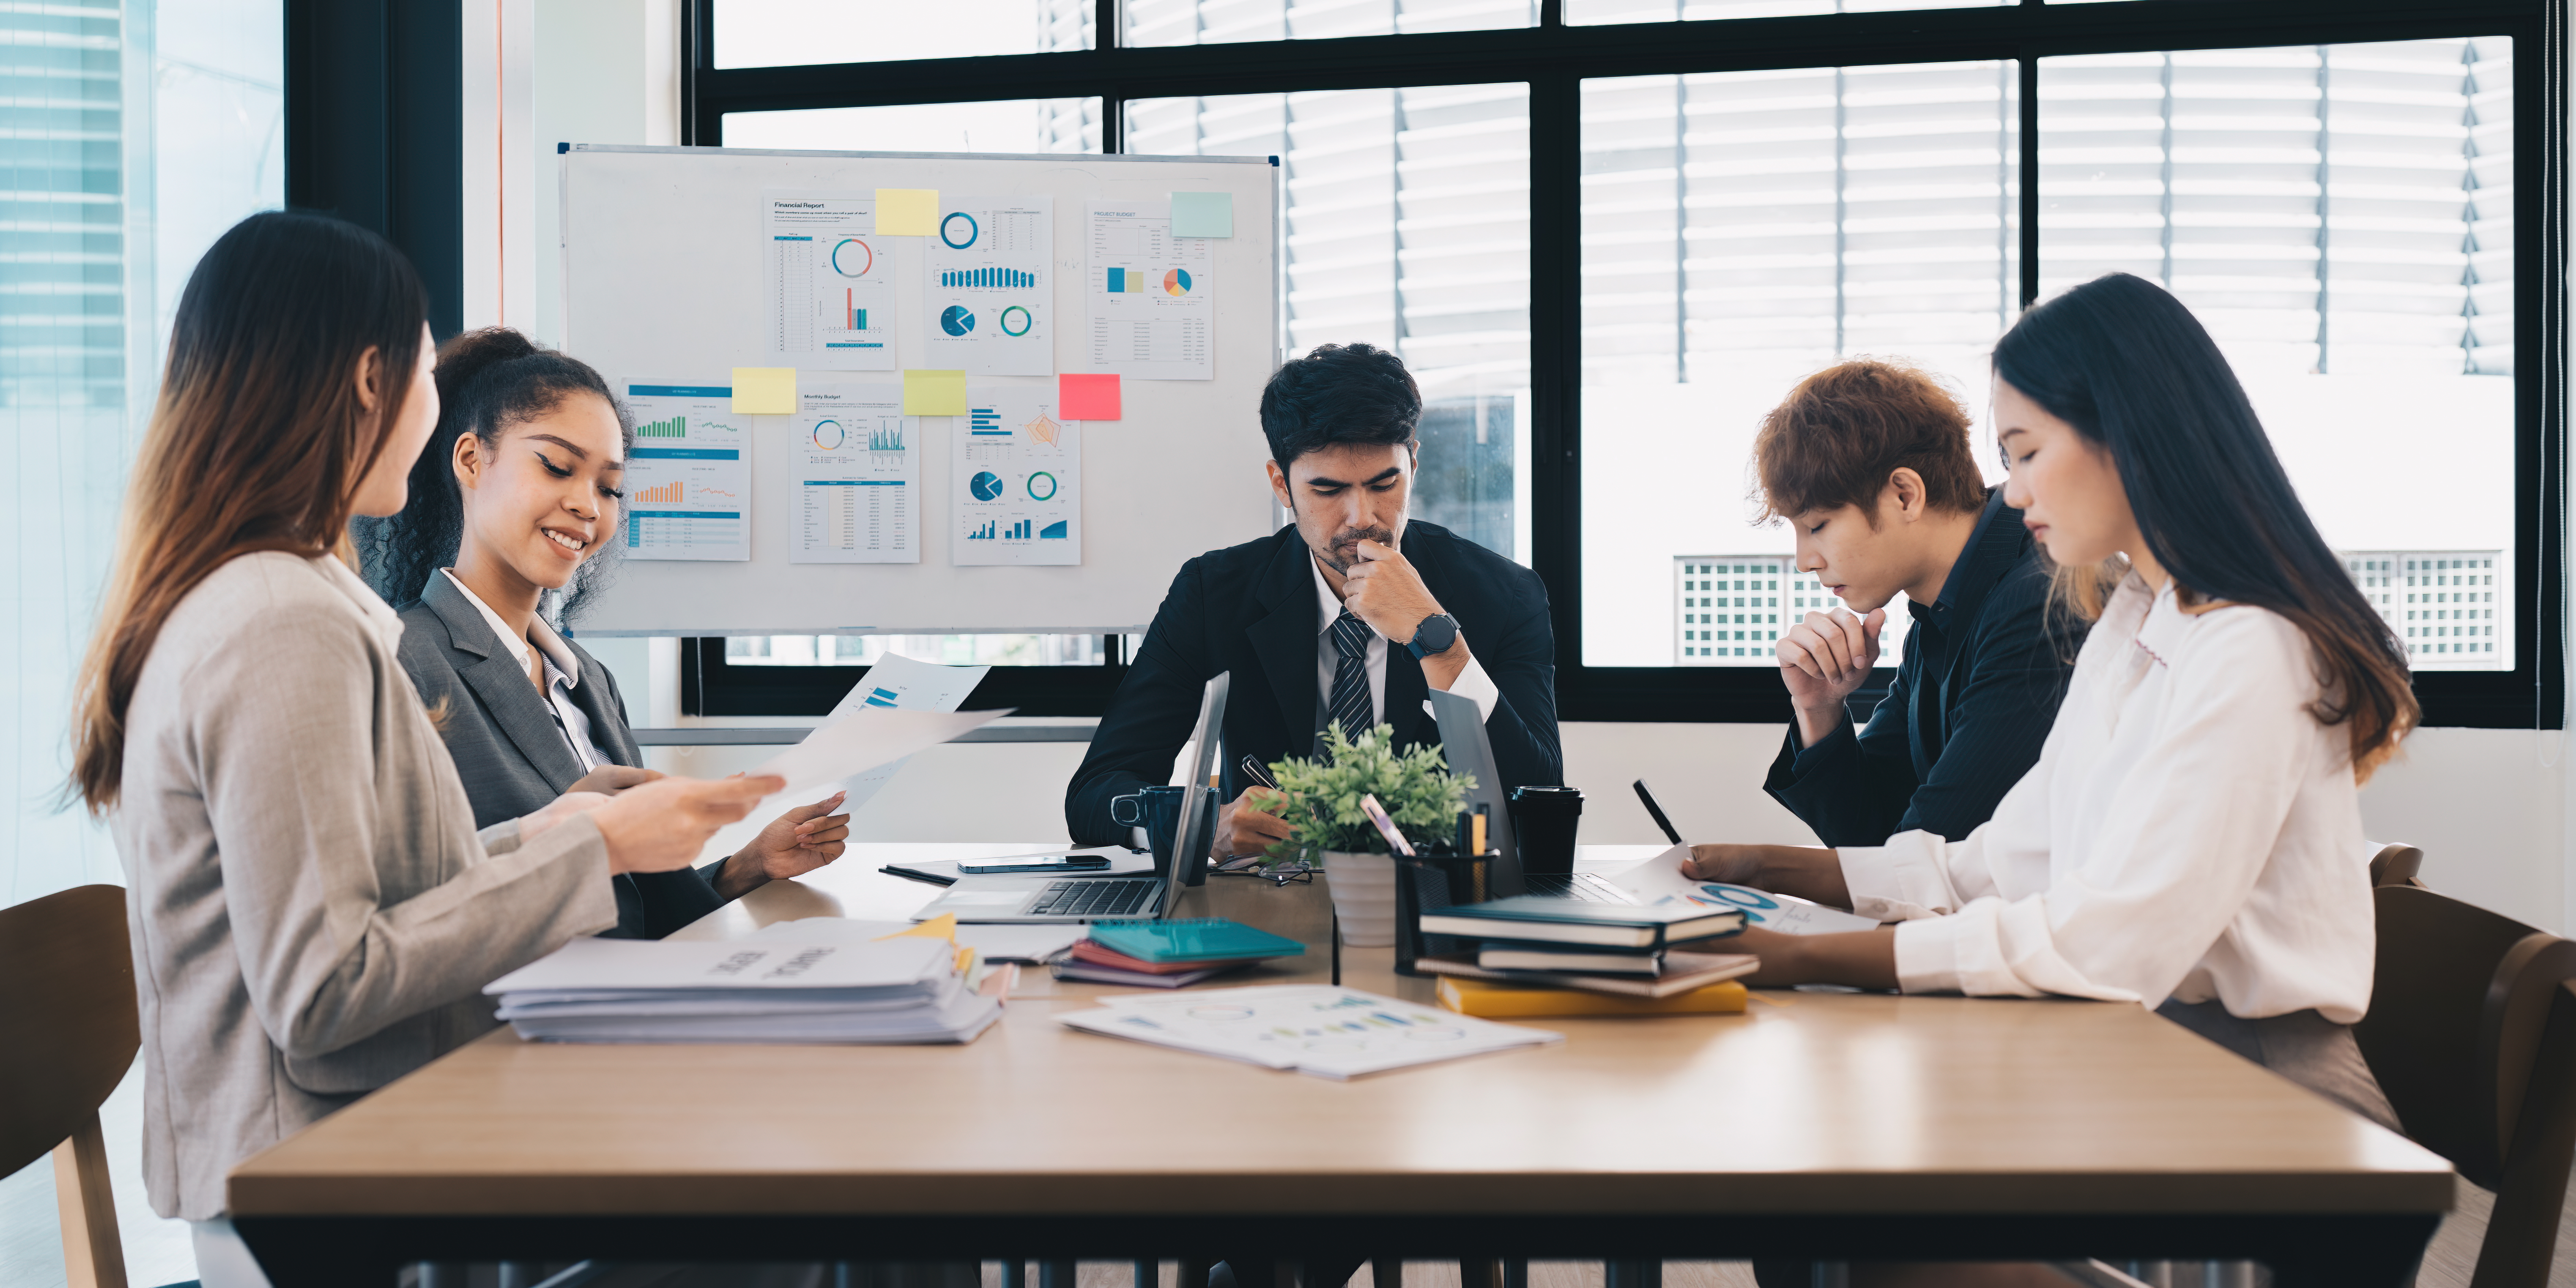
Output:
[{"xmin": 1323, "ymin": 849, "xmax": 1401, "ymax": 948}]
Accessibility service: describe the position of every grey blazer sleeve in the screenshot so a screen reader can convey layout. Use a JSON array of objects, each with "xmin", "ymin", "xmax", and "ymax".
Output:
[{"xmin": 189, "ymin": 595, "xmax": 620, "ymax": 1062}]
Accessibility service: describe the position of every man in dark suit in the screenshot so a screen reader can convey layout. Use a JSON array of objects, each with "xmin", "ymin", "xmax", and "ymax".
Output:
[
  {"xmin": 1692, "ymin": 359, "xmax": 2083, "ymax": 878},
  {"xmin": 1066, "ymin": 342, "xmax": 1561, "ymax": 855}
]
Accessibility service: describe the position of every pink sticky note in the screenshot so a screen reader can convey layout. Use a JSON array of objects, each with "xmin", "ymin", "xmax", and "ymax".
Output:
[{"xmin": 1059, "ymin": 372, "xmax": 1121, "ymax": 420}]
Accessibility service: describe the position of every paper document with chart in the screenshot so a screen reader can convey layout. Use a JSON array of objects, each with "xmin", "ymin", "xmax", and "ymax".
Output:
[
  {"xmin": 764, "ymin": 191, "xmax": 896, "ymax": 370},
  {"xmin": 952, "ymin": 379, "xmax": 1080, "ymax": 566},
  {"xmin": 824, "ymin": 654, "xmax": 991, "ymax": 812},
  {"xmin": 746, "ymin": 705, "xmax": 1008, "ymax": 806},
  {"xmin": 922, "ymin": 195, "xmax": 1052, "ymax": 375},
  {"xmin": 1611, "ymin": 844, "xmax": 1883, "ymax": 934},
  {"xmin": 1085, "ymin": 202, "xmax": 1213, "ymax": 381},
  {"xmin": 621, "ymin": 382, "xmax": 750, "ymax": 561},
  {"xmin": 790, "ymin": 382, "xmax": 917, "ymax": 564},
  {"xmin": 1059, "ymin": 984, "xmax": 1560, "ymax": 1080}
]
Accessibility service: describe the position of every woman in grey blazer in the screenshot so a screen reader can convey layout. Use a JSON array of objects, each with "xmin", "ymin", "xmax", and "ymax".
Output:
[
  {"xmin": 70, "ymin": 213, "xmax": 783, "ymax": 1284},
  {"xmin": 358, "ymin": 327, "xmax": 853, "ymax": 940}
]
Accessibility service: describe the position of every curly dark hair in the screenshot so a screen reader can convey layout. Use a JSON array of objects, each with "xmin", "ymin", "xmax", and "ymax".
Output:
[
  {"xmin": 351, "ymin": 327, "xmax": 633, "ymax": 625},
  {"xmin": 1258, "ymin": 342, "xmax": 1422, "ymax": 467}
]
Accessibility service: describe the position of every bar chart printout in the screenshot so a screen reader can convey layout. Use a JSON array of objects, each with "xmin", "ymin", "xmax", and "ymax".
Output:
[
  {"xmin": 952, "ymin": 377, "xmax": 1080, "ymax": 567},
  {"xmin": 922, "ymin": 195, "xmax": 1053, "ymax": 376},
  {"xmin": 791, "ymin": 381, "xmax": 918, "ymax": 565},
  {"xmin": 1084, "ymin": 201, "xmax": 1214, "ymax": 381},
  {"xmin": 764, "ymin": 190, "xmax": 896, "ymax": 371},
  {"xmin": 622, "ymin": 382, "xmax": 750, "ymax": 561}
]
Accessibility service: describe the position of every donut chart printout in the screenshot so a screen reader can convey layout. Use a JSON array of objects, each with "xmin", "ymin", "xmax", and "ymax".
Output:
[
  {"xmin": 1084, "ymin": 201, "xmax": 1214, "ymax": 381},
  {"xmin": 952, "ymin": 377, "xmax": 1080, "ymax": 567},
  {"xmin": 763, "ymin": 191, "xmax": 896, "ymax": 371},
  {"xmin": 790, "ymin": 381, "xmax": 918, "ymax": 565},
  {"xmin": 621, "ymin": 382, "xmax": 751, "ymax": 561},
  {"xmin": 921, "ymin": 195, "xmax": 1052, "ymax": 375}
]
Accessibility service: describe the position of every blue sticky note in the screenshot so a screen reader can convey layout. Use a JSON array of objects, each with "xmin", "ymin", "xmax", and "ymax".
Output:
[{"xmin": 1170, "ymin": 191, "xmax": 1233, "ymax": 238}]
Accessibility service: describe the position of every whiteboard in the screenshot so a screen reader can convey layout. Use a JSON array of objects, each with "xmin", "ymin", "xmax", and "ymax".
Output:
[{"xmin": 558, "ymin": 144, "xmax": 1280, "ymax": 635}]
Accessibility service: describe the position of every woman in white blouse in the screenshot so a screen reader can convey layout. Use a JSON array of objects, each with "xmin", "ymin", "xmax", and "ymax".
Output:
[{"xmin": 1694, "ymin": 271, "xmax": 2416, "ymax": 1130}]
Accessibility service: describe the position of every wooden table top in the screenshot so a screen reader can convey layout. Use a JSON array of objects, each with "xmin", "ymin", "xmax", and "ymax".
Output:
[{"xmin": 227, "ymin": 844, "xmax": 2453, "ymax": 1221}]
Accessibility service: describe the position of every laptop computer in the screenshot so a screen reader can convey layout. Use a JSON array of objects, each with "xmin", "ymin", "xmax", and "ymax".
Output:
[
  {"xmin": 913, "ymin": 674, "xmax": 1229, "ymax": 924},
  {"xmin": 1427, "ymin": 687, "xmax": 1634, "ymax": 906}
]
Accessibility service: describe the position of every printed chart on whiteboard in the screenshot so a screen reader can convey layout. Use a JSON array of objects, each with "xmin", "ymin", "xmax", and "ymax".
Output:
[
  {"xmin": 923, "ymin": 195, "xmax": 1052, "ymax": 375},
  {"xmin": 953, "ymin": 379, "xmax": 1080, "ymax": 566},
  {"xmin": 765, "ymin": 191, "xmax": 895, "ymax": 370},
  {"xmin": 623, "ymin": 383, "xmax": 750, "ymax": 561},
  {"xmin": 791, "ymin": 382, "xmax": 917, "ymax": 565},
  {"xmin": 1085, "ymin": 201, "xmax": 1213, "ymax": 381}
]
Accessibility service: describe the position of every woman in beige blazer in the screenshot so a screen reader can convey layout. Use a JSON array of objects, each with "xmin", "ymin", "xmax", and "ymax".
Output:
[{"xmin": 71, "ymin": 212, "xmax": 782, "ymax": 1287}]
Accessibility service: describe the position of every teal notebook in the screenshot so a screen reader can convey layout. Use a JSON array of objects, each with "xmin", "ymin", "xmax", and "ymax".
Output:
[{"xmin": 1087, "ymin": 918, "xmax": 1306, "ymax": 964}]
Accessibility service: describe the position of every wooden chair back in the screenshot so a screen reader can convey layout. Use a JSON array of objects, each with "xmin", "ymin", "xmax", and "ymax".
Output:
[
  {"xmin": 0, "ymin": 884, "xmax": 140, "ymax": 1288},
  {"xmin": 2353, "ymin": 884, "xmax": 2576, "ymax": 1288}
]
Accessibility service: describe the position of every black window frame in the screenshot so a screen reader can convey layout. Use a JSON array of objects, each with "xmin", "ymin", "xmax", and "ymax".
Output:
[{"xmin": 681, "ymin": 0, "xmax": 2565, "ymax": 729}]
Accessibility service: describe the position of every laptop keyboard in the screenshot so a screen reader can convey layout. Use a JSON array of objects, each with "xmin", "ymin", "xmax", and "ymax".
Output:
[
  {"xmin": 1026, "ymin": 877, "xmax": 1159, "ymax": 918},
  {"xmin": 1520, "ymin": 873, "xmax": 1639, "ymax": 905}
]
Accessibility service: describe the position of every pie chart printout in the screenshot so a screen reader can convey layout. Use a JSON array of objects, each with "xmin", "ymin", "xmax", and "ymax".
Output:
[
  {"xmin": 969, "ymin": 471, "xmax": 1005, "ymax": 502},
  {"xmin": 1164, "ymin": 268, "xmax": 1192, "ymax": 297},
  {"xmin": 809, "ymin": 419, "xmax": 845, "ymax": 451},
  {"xmin": 940, "ymin": 306, "xmax": 976, "ymax": 336}
]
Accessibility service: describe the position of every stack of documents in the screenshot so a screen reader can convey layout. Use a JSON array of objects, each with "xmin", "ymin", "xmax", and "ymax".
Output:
[
  {"xmin": 1057, "ymin": 983, "xmax": 1559, "ymax": 1079},
  {"xmin": 484, "ymin": 935, "xmax": 1002, "ymax": 1045}
]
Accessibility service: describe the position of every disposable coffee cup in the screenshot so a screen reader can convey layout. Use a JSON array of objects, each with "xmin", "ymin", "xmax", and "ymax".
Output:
[{"xmin": 1507, "ymin": 785, "xmax": 1584, "ymax": 879}]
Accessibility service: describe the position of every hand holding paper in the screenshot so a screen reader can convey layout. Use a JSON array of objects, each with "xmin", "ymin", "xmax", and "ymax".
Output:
[{"xmin": 746, "ymin": 705, "xmax": 1011, "ymax": 805}]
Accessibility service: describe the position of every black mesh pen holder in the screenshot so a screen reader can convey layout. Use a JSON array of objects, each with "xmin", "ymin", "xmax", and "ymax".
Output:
[{"xmin": 1392, "ymin": 848, "xmax": 1495, "ymax": 976}]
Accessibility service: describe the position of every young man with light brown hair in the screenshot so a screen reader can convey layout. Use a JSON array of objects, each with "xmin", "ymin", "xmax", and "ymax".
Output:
[{"xmin": 1704, "ymin": 358, "xmax": 2083, "ymax": 852}]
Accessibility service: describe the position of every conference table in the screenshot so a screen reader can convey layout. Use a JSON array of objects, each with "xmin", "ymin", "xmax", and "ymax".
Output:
[{"xmin": 227, "ymin": 843, "xmax": 2454, "ymax": 1286}]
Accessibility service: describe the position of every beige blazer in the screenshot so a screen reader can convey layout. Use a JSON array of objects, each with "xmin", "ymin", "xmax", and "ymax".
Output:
[{"xmin": 112, "ymin": 551, "xmax": 619, "ymax": 1220}]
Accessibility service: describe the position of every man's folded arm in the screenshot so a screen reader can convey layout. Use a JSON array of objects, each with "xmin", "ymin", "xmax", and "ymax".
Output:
[
  {"xmin": 1763, "ymin": 703, "xmax": 1921, "ymax": 847},
  {"xmin": 1471, "ymin": 587, "xmax": 1563, "ymax": 792}
]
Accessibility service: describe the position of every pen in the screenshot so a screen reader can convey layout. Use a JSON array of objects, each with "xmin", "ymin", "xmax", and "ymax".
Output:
[
  {"xmin": 1632, "ymin": 779, "xmax": 1684, "ymax": 846},
  {"xmin": 1358, "ymin": 793, "xmax": 1416, "ymax": 857},
  {"xmin": 1238, "ymin": 755, "xmax": 1280, "ymax": 791}
]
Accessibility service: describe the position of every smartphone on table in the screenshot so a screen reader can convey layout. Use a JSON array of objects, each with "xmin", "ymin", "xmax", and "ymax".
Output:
[{"xmin": 957, "ymin": 855, "xmax": 1114, "ymax": 875}]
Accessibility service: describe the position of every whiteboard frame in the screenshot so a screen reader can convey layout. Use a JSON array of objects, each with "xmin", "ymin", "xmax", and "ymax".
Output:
[{"xmin": 556, "ymin": 144, "xmax": 1282, "ymax": 637}]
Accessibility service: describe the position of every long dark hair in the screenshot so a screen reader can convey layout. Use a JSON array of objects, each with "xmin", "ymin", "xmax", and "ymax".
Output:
[
  {"xmin": 353, "ymin": 327, "xmax": 632, "ymax": 624},
  {"xmin": 74, "ymin": 212, "xmax": 428, "ymax": 810},
  {"xmin": 1993, "ymin": 272, "xmax": 2417, "ymax": 780}
]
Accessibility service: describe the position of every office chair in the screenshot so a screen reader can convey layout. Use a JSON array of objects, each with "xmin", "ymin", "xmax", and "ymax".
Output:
[
  {"xmin": 2369, "ymin": 842, "xmax": 2426, "ymax": 888},
  {"xmin": 2353, "ymin": 883, "xmax": 2576, "ymax": 1288},
  {"xmin": 0, "ymin": 884, "xmax": 142, "ymax": 1288}
]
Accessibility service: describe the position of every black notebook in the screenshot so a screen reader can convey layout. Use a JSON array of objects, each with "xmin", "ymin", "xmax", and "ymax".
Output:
[{"xmin": 1418, "ymin": 895, "xmax": 1746, "ymax": 949}]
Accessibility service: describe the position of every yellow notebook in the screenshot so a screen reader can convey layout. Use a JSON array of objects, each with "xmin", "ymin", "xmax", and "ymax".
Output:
[{"xmin": 1437, "ymin": 975, "xmax": 1749, "ymax": 1018}]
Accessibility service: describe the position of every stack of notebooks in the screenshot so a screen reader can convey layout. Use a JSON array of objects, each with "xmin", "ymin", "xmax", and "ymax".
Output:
[
  {"xmin": 483, "ymin": 933, "xmax": 1004, "ymax": 1044},
  {"xmin": 1416, "ymin": 894, "xmax": 1759, "ymax": 1017},
  {"xmin": 1051, "ymin": 918, "xmax": 1305, "ymax": 989}
]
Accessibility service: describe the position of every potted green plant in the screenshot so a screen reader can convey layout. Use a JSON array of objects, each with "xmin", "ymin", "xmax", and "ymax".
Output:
[{"xmin": 1261, "ymin": 721, "xmax": 1472, "ymax": 946}]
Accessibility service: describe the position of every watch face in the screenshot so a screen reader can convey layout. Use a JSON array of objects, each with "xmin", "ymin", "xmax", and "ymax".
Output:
[{"xmin": 1418, "ymin": 614, "xmax": 1458, "ymax": 653}]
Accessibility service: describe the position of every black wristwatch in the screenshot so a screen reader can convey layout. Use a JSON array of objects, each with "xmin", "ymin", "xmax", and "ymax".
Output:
[{"xmin": 1407, "ymin": 613, "xmax": 1461, "ymax": 660}]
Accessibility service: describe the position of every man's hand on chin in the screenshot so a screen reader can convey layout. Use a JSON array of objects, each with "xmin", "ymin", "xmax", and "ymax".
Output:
[{"xmin": 1342, "ymin": 538, "xmax": 1470, "ymax": 688}]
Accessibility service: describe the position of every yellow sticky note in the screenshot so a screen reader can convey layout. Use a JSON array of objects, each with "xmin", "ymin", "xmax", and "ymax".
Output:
[
  {"xmin": 876, "ymin": 188, "xmax": 939, "ymax": 236},
  {"xmin": 903, "ymin": 368, "xmax": 968, "ymax": 415},
  {"xmin": 730, "ymin": 367, "xmax": 796, "ymax": 414},
  {"xmin": 880, "ymin": 913, "xmax": 959, "ymax": 943}
]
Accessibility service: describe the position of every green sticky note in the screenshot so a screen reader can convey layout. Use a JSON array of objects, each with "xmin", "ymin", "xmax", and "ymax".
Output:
[
  {"xmin": 1170, "ymin": 191, "xmax": 1232, "ymax": 238},
  {"xmin": 731, "ymin": 367, "xmax": 796, "ymax": 414},
  {"xmin": 903, "ymin": 369, "xmax": 967, "ymax": 416},
  {"xmin": 876, "ymin": 188, "xmax": 940, "ymax": 236}
]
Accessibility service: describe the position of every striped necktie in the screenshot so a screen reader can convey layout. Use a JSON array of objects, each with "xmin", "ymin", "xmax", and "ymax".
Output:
[{"xmin": 1325, "ymin": 610, "xmax": 1376, "ymax": 743}]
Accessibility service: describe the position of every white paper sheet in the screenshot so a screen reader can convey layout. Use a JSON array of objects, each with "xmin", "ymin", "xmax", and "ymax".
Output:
[
  {"xmin": 1084, "ymin": 201, "xmax": 1214, "ymax": 381},
  {"xmin": 764, "ymin": 190, "xmax": 897, "ymax": 370},
  {"xmin": 952, "ymin": 378, "xmax": 1080, "ymax": 566},
  {"xmin": 621, "ymin": 381, "xmax": 751, "ymax": 561},
  {"xmin": 1609, "ymin": 844, "xmax": 1883, "ymax": 935},
  {"xmin": 822, "ymin": 654, "xmax": 992, "ymax": 812},
  {"xmin": 746, "ymin": 706, "xmax": 1007, "ymax": 806},
  {"xmin": 1058, "ymin": 984, "xmax": 1561, "ymax": 1080},
  {"xmin": 922, "ymin": 195, "xmax": 1053, "ymax": 375},
  {"xmin": 790, "ymin": 383, "xmax": 918, "ymax": 564}
]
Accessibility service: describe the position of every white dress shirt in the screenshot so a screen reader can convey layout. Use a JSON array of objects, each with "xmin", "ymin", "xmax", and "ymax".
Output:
[
  {"xmin": 440, "ymin": 569, "xmax": 610, "ymax": 773},
  {"xmin": 1837, "ymin": 575, "xmax": 2376, "ymax": 1022},
  {"xmin": 1308, "ymin": 556, "xmax": 1499, "ymax": 729}
]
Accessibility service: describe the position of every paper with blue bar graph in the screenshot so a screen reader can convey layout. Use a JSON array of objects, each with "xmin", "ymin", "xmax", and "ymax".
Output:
[
  {"xmin": 1084, "ymin": 201, "xmax": 1214, "ymax": 381},
  {"xmin": 763, "ymin": 191, "xmax": 896, "ymax": 372},
  {"xmin": 790, "ymin": 382, "xmax": 917, "ymax": 564},
  {"xmin": 920, "ymin": 195, "xmax": 1052, "ymax": 375},
  {"xmin": 821, "ymin": 654, "xmax": 991, "ymax": 815},
  {"xmin": 1061, "ymin": 985, "xmax": 1560, "ymax": 1080},
  {"xmin": 951, "ymin": 379, "xmax": 1080, "ymax": 567},
  {"xmin": 621, "ymin": 382, "xmax": 750, "ymax": 561}
]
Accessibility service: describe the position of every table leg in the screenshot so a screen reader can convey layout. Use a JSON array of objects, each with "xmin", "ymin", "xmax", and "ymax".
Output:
[
  {"xmin": 1005, "ymin": 1262, "xmax": 1030, "ymax": 1288},
  {"xmin": 1042, "ymin": 1259, "xmax": 1079, "ymax": 1288},
  {"xmin": 1371, "ymin": 1259, "xmax": 1402, "ymax": 1288},
  {"xmin": 1604, "ymin": 1260, "xmax": 1660, "ymax": 1288}
]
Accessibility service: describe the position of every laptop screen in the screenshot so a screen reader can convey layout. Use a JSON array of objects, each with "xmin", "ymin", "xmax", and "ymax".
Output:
[{"xmin": 1161, "ymin": 673, "xmax": 1229, "ymax": 910}]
